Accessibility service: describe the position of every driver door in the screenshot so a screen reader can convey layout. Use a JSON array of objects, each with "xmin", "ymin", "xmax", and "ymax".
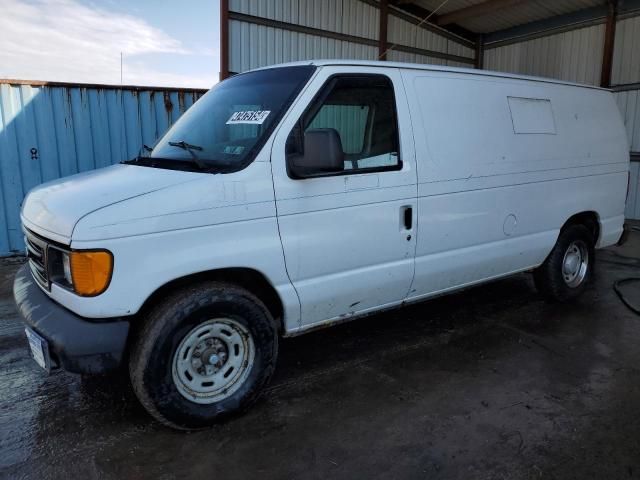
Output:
[{"xmin": 271, "ymin": 66, "xmax": 418, "ymax": 331}]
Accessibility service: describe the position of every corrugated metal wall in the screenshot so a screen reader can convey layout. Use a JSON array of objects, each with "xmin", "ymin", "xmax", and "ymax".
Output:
[
  {"xmin": 229, "ymin": 0, "xmax": 379, "ymax": 72},
  {"xmin": 611, "ymin": 15, "xmax": 640, "ymax": 85},
  {"xmin": 0, "ymin": 81, "xmax": 204, "ymax": 256},
  {"xmin": 627, "ymin": 161, "xmax": 640, "ymax": 220},
  {"xmin": 228, "ymin": 0, "xmax": 474, "ymax": 73},
  {"xmin": 484, "ymin": 24, "xmax": 606, "ymax": 85},
  {"xmin": 484, "ymin": 13, "xmax": 640, "ymax": 88},
  {"xmin": 230, "ymin": 0, "xmax": 380, "ymax": 39},
  {"xmin": 615, "ymin": 89, "xmax": 640, "ymax": 219},
  {"xmin": 616, "ymin": 90, "xmax": 640, "ymax": 152},
  {"xmin": 229, "ymin": 20, "xmax": 378, "ymax": 72},
  {"xmin": 386, "ymin": 14, "xmax": 475, "ymax": 67}
]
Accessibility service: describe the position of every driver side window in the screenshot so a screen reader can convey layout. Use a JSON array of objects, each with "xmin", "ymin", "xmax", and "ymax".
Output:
[{"xmin": 286, "ymin": 75, "xmax": 401, "ymax": 175}]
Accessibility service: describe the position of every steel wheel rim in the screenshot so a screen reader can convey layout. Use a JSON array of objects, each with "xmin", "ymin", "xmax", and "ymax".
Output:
[
  {"xmin": 172, "ymin": 318, "xmax": 255, "ymax": 404},
  {"xmin": 562, "ymin": 240, "xmax": 589, "ymax": 288}
]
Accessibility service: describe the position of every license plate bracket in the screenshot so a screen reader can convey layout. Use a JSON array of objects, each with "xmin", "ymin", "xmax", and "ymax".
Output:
[{"xmin": 25, "ymin": 327, "xmax": 51, "ymax": 372}]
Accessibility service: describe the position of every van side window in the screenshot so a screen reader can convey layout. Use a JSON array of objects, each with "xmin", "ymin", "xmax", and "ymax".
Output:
[{"xmin": 287, "ymin": 75, "xmax": 401, "ymax": 175}]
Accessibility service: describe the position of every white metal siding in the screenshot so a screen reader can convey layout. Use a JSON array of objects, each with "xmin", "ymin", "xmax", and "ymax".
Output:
[
  {"xmin": 447, "ymin": 40, "xmax": 475, "ymax": 62},
  {"xmin": 387, "ymin": 14, "xmax": 475, "ymax": 62},
  {"xmin": 615, "ymin": 90, "xmax": 640, "ymax": 152},
  {"xmin": 612, "ymin": 15, "xmax": 640, "ymax": 85},
  {"xmin": 614, "ymin": 89, "xmax": 640, "ymax": 219},
  {"xmin": 230, "ymin": 0, "xmax": 380, "ymax": 39},
  {"xmin": 228, "ymin": 0, "xmax": 473, "ymax": 73},
  {"xmin": 387, "ymin": 15, "xmax": 445, "ymax": 54},
  {"xmin": 387, "ymin": 49, "xmax": 446, "ymax": 66},
  {"xmin": 484, "ymin": 24, "xmax": 605, "ymax": 85},
  {"xmin": 229, "ymin": 20, "xmax": 377, "ymax": 72}
]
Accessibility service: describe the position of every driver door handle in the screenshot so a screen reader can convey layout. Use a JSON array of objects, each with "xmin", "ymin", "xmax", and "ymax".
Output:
[{"xmin": 402, "ymin": 206, "xmax": 413, "ymax": 230}]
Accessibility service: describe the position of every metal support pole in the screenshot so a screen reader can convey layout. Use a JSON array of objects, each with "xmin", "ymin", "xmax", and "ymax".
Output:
[
  {"xmin": 475, "ymin": 34, "xmax": 484, "ymax": 69},
  {"xmin": 220, "ymin": 0, "xmax": 230, "ymax": 81},
  {"xmin": 600, "ymin": 0, "xmax": 618, "ymax": 88},
  {"xmin": 378, "ymin": 0, "xmax": 389, "ymax": 60}
]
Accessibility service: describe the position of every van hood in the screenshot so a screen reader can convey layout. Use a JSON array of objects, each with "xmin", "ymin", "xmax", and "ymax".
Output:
[{"xmin": 21, "ymin": 164, "xmax": 202, "ymax": 241}]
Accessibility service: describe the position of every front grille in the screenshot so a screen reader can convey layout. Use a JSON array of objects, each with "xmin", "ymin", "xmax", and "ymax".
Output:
[{"xmin": 24, "ymin": 229, "xmax": 50, "ymax": 289}]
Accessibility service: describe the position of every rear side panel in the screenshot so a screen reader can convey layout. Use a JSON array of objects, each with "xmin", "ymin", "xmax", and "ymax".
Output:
[{"xmin": 402, "ymin": 70, "xmax": 629, "ymax": 300}]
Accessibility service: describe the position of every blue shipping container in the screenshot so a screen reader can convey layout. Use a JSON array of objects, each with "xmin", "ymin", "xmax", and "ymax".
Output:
[{"xmin": 0, "ymin": 80, "xmax": 206, "ymax": 256}]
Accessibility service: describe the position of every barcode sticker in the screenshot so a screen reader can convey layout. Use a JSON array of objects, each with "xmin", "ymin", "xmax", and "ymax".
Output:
[{"xmin": 226, "ymin": 110, "xmax": 271, "ymax": 125}]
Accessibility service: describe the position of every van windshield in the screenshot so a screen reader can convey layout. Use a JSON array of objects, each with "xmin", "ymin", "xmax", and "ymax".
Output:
[{"xmin": 145, "ymin": 66, "xmax": 315, "ymax": 172}]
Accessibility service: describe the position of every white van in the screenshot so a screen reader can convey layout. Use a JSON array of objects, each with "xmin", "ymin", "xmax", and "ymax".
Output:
[{"xmin": 14, "ymin": 60, "xmax": 630, "ymax": 429}]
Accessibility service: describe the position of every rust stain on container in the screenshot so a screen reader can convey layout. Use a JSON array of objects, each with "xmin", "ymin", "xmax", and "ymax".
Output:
[
  {"xmin": 163, "ymin": 92, "xmax": 173, "ymax": 114},
  {"xmin": 178, "ymin": 91, "xmax": 185, "ymax": 112}
]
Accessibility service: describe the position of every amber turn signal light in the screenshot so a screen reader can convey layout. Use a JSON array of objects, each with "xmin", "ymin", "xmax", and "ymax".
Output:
[{"xmin": 69, "ymin": 250, "xmax": 113, "ymax": 296}]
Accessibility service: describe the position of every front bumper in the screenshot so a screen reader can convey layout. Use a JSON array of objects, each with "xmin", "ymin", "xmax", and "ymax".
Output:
[{"xmin": 13, "ymin": 264, "xmax": 130, "ymax": 374}]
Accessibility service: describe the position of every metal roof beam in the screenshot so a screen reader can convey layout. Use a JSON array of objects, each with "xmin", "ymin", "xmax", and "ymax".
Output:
[
  {"xmin": 484, "ymin": 5, "xmax": 607, "ymax": 46},
  {"xmin": 484, "ymin": 0, "xmax": 640, "ymax": 48},
  {"xmin": 436, "ymin": 0, "xmax": 526, "ymax": 26}
]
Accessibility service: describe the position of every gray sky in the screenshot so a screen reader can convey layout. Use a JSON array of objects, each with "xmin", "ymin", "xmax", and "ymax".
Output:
[{"xmin": 0, "ymin": 0, "xmax": 220, "ymax": 88}]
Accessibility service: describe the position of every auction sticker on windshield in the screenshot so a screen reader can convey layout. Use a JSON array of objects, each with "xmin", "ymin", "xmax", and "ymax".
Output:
[{"xmin": 226, "ymin": 110, "xmax": 271, "ymax": 125}]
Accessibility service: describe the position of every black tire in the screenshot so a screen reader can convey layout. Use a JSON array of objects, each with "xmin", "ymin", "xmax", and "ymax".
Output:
[
  {"xmin": 534, "ymin": 224, "xmax": 595, "ymax": 302},
  {"xmin": 129, "ymin": 282, "xmax": 278, "ymax": 430}
]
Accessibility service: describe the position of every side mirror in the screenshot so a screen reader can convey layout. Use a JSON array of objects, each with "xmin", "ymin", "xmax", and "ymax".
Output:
[{"xmin": 289, "ymin": 128, "xmax": 344, "ymax": 178}]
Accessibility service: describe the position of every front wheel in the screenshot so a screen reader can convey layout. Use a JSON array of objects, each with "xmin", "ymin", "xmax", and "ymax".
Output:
[
  {"xmin": 129, "ymin": 282, "xmax": 278, "ymax": 430},
  {"xmin": 534, "ymin": 224, "xmax": 595, "ymax": 302}
]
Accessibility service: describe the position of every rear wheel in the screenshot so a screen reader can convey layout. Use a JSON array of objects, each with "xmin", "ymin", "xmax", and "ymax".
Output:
[
  {"xmin": 534, "ymin": 224, "xmax": 595, "ymax": 302},
  {"xmin": 129, "ymin": 282, "xmax": 278, "ymax": 430}
]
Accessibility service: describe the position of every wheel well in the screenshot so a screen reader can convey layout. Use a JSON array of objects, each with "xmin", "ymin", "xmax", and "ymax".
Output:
[
  {"xmin": 138, "ymin": 268, "xmax": 285, "ymax": 333},
  {"xmin": 561, "ymin": 211, "xmax": 600, "ymax": 244}
]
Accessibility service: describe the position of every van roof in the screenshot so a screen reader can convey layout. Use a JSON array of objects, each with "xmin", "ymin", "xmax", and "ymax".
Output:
[{"xmin": 252, "ymin": 60, "xmax": 608, "ymax": 92}]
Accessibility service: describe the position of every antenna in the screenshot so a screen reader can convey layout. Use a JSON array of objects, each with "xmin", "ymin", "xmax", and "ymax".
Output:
[{"xmin": 120, "ymin": 52, "xmax": 123, "ymax": 85}]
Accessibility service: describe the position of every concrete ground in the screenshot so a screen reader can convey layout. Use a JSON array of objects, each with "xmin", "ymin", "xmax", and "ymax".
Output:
[{"xmin": 1, "ymin": 230, "xmax": 640, "ymax": 480}]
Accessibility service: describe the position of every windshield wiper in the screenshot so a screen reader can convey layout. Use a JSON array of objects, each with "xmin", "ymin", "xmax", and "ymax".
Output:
[
  {"xmin": 169, "ymin": 140, "xmax": 203, "ymax": 151},
  {"xmin": 167, "ymin": 140, "xmax": 206, "ymax": 169}
]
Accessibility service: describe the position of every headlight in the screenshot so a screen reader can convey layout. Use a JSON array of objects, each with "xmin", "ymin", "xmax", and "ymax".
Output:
[
  {"xmin": 61, "ymin": 250, "xmax": 113, "ymax": 296},
  {"xmin": 62, "ymin": 252, "xmax": 72, "ymax": 284}
]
